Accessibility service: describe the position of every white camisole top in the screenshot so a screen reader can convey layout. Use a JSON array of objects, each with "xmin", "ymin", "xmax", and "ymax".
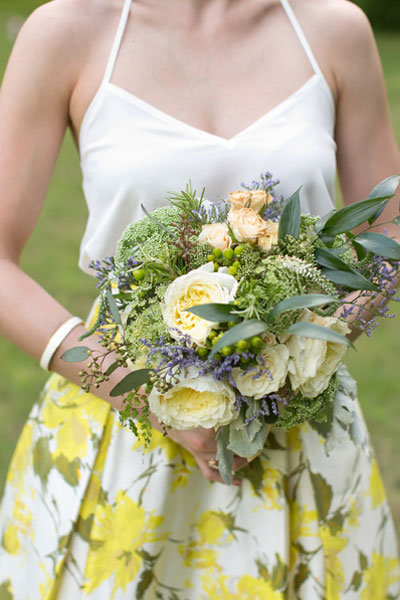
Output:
[{"xmin": 78, "ymin": 0, "xmax": 337, "ymax": 274}]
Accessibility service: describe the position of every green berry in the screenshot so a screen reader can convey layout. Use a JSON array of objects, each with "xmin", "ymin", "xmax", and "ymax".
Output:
[
  {"xmin": 232, "ymin": 260, "xmax": 240, "ymax": 270},
  {"xmin": 240, "ymin": 355, "xmax": 251, "ymax": 365},
  {"xmin": 214, "ymin": 352, "xmax": 223, "ymax": 361},
  {"xmin": 207, "ymin": 254, "xmax": 214, "ymax": 262},
  {"xmin": 236, "ymin": 339, "xmax": 249, "ymax": 352},
  {"xmin": 197, "ymin": 346, "xmax": 209, "ymax": 358},
  {"xmin": 233, "ymin": 299, "xmax": 240, "ymax": 306},
  {"xmin": 228, "ymin": 320, "xmax": 237, "ymax": 328},
  {"xmin": 221, "ymin": 345, "xmax": 234, "ymax": 357},
  {"xmin": 212, "ymin": 336, "xmax": 219, "ymax": 346},
  {"xmin": 214, "ymin": 262, "xmax": 219, "ymax": 272},
  {"xmin": 212, "ymin": 247, "xmax": 222, "ymax": 259},
  {"xmin": 228, "ymin": 265, "xmax": 238, "ymax": 276},
  {"xmin": 234, "ymin": 245, "xmax": 244, "ymax": 256},
  {"xmin": 250, "ymin": 336, "xmax": 263, "ymax": 350},
  {"xmin": 133, "ymin": 268, "xmax": 146, "ymax": 281},
  {"xmin": 223, "ymin": 247, "xmax": 234, "ymax": 261},
  {"xmin": 208, "ymin": 330, "xmax": 217, "ymax": 340}
]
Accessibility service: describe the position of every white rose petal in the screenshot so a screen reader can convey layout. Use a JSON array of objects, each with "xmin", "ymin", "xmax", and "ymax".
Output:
[
  {"xmin": 161, "ymin": 264, "xmax": 238, "ymax": 345},
  {"xmin": 149, "ymin": 368, "xmax": 236, "ymax": 429},
  {"xmin": 287, "ymin": 310, "xmax": 350, "ymax": 398},
  {"xmin": 232, "ymin": 344, "xmax": 289, "ymax": 399}
]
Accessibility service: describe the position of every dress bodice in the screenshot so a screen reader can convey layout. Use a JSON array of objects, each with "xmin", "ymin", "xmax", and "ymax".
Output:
[{"xmin": 78, "ymin": 0, "xmax": 337, "ymax": 274}]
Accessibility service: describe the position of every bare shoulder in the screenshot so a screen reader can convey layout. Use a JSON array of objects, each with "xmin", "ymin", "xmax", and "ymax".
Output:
[
  {"xmin": 9, "ymin": 0, "xmax": 119, "ymax": 90},
  {"xmin": 292, "ymin": 0, "xmax": 378, "ymax": 94}
]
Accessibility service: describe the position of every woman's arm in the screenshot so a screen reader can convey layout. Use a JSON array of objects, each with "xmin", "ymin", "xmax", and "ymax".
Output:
[
  {"xmin": 0, "ymin": 3, "xmax": 244, "ymax": 484},
  {"xmin": 332, "ymin": 3, "xmax": 400, "ymax": 214},
  {"xmin": 315, "ymin": 2, "xmax": 400, "ymax": 339}
]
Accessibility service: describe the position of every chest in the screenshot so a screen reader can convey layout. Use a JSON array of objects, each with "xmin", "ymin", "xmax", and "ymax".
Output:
[{"xmin": 71, "ymin": 0, "xmax": 335, "ymax": 143}]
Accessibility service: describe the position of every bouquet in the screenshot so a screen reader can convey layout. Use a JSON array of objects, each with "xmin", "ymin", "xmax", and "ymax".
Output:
[{"xmin": 63, "ymin": 172, "xmax": 400, "ymax": 484}]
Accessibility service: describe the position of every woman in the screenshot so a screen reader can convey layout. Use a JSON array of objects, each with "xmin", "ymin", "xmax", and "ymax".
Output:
[{"xmin": 0, "ymin": 0, "xmax": 399, "ymax": 597}]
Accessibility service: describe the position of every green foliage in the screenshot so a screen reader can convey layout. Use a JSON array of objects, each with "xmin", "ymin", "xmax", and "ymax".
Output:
[
  {"xmin": 124, "ymin": 300, "xmax": 171, "ymax": 363},
  {"xmin": 234, "ymin": 255, "xmax": 336, "ymax": 333},
  {"xmin": 276, "ymin": 374, "xmax": 338, "ymax": 430},
  {"xmin": 115, "ymin": 206, "xmax": 181, "ymax": 263},
  {"xmin": 187, "ymin": 240, "xmax": 213, "ymax": 270}
]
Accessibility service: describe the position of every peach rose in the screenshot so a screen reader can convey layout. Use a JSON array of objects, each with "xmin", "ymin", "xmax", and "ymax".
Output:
[
  {"xmin": 198, "ymin": 223, "xmax": 232, "ymax": 251},
  {"xmin": 229, "ymin": 190, "xmax": 273, "ymax": 213},
  {"xmin": 257, "ymin": 220, "xmax": 279, "ymax": 251},
  {"xmin": 228, "ymin": 207, "xmax": 268, "ymax": 243}
]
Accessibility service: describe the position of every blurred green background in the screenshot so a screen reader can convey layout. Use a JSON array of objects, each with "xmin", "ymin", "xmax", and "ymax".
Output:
[{"xmin": 0, "ymin": 2, "xmax": 399, "ymax": 536}]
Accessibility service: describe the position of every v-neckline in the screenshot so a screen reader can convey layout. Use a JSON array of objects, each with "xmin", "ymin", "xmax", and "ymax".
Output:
[{"xmin": 103, "ymin": 74, "xmax": 320, "ymax": 149}]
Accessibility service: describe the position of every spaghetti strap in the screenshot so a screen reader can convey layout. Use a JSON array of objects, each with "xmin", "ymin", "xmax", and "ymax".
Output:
[
  {"xmin": 102, "ymin": 0, "xmax": 133, "ymax": 85},
  {"xmin": 280, "ymin": 0, "xmax": 324, "ymax": 80}
]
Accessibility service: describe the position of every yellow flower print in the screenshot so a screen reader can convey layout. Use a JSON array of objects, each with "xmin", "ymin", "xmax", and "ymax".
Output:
[
  {"xmin": 133, "ymin": 428, "xmax": 196, "ymax": 491},
  {"xmin": 2, "ymin": 523, "xmax": 20, "ymax": 555},
  {"xmin": 178, "ymin": 510, "xmax": 236, "ymax": 572},
  {"xmin": 196, "ymin": 511, "xmax": 233, "ymax": 545},
  {"xmin": 1, "ymin": 499, "xmax": 33, "ymax": 555},
  {"xmin": 319, "ymin": 524, "xmax": 348, "ymax": 600},
  {"xmin": 178, "ymin": 541, "xmax": 220, "ymax": 570},
  {"xmin": 44, "ymin": 375, "xmax": 110, "ymax": 428},
  {"xmin": 369, "ymin": 459, "xmax": 386, "ymax": 509},
  {"xmin": 83, "ymin": 491, "xmax": 165, "ymax": 598},
  {"xmin": 201, "ymin": 573, "xmax": 284, "ymax": 599},
  {"xmin": 79, "ymin": 416, "xmax": 114, "ymax": 522},
  {"xmin": 290, "ymin": 501, "xmax": 318, "ymax": 566},
  {"xmin": 6, "ymin": 422, "xmax": 34, "ymax": 492},
  {"xmin": 347, "ymin": 496, "xmax": 361, "ymax": 529},
  {"xmin": 290, "ymin": 501, "xmax": 318, "ymax": 539},
  {"xmin": 361, "ymin": 552, "xmax": 399, "ymax": 599},
  {"xmin": 286, "ymin": 426, "xmax": 303, "ymax": 452},
  {"xmin": 255, "ymin": 462, "xmax": 284, "ymax": 510}
]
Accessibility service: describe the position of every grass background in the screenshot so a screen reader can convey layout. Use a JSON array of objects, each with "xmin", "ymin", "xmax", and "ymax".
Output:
[{"xmin": 0, "ymin": 3, "xmax": 399, "ymax": 535}]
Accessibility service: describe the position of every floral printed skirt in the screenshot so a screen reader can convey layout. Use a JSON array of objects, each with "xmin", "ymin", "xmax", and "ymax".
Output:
[{"xmin": 0, "ymin": 368, "xmax": 399, "ymax": 599}]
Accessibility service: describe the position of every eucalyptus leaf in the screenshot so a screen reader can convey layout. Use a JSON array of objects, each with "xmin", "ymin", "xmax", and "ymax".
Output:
[
  {"xmin": 286, "ymin": 321, "xmax": 353, "ymax": 347},
  {"xmin": 268, "ymin": 294, "xmax": 338, "ymax": 319},
  {"xmin": 105, "ymin": 289, "xmax": 122, "ymax": 325},
  {"xmin": 353, "ymin": 232, "xmax": 400, "ymax": 260},
  {"xmin": 228, "ymin": 422, "xmax": 268, "ymax": 458},
  {"xmin": 61, "ymin": 346, "xmax": 91, "ymax": 363},
  {"xmin": 278, "ymin": 188, "xmax": 301, "ymax": 240},
  {"xmin": 216, "ymin": 426, "xmax": 234, "ymax": 485},
  {"xmin": 368, "ymin": 175, "xmax": 400, "ymax": 200},
  {"xmin": 209, "ymin": 319, "xmax": 269, "ymax": 357},
  {"xmin": 110, "ymin": 369, "xmax": 151, "ymax": 397},
  {"xmin": 321, "ymin": 197, "xmax": 389, "ymax": 236},
  {"xmin": 105, "ymin": 361, "xmax": 120, "ymax": 377},
  {"xmin": 321, "ymin": 268, "xmax": 380, "ymax": 292},
  {"xmin": 186, "ymin": 303, "xmax": 241, "ymax": 323}
]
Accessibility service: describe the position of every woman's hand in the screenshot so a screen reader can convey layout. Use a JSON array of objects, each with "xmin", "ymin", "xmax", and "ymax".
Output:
[{"xmin": 149, "ymin": 414, "xmax": 247, "ymax": 485}]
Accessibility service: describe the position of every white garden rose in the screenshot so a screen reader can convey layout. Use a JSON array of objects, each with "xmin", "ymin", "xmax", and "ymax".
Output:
[
  {"xmin": 229, "ymin": 190, "xmax": 273, "ymax": 212},
  {"xmin": 257, "ymin": 220, "xmax": 279, "ymax": 251},
  {"xmin": 148, "ymin": 368, "xmax": 236, "ymax": 429},
  {"xmin": 287, "ymin": 310, "xmax": 350, "ymax": 398},
  {"xmin": 198, "ymin": 223, "xmax": 232, "ymax": 251},
  {"xmin": 228, "ymin": 207, "xmax": 268, "ymax": 242},
  {"xmin": 232, "ymin": 343, "xmax": 289, "ymax": 399},
  {"xmin": 161, "ymin": 263, "xmax": 238, "ymax": 345}
]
